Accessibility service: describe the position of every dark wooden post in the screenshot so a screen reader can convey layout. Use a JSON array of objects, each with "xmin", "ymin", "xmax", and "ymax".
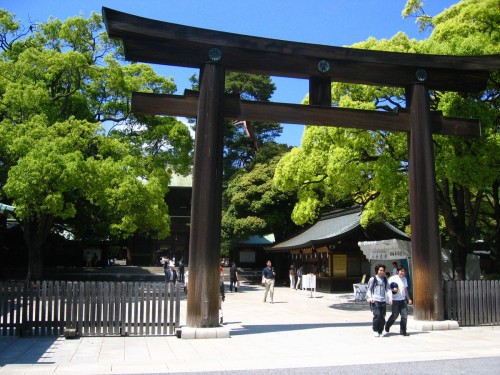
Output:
[
  {"xmin": 408, "ymin": 83, "xmax": 444, "ymax": 321},
  {"xmin": 309, "ymin": 76, "xmax": 331, "ymax": 106},
  {"xmin": 186, "ymin": 62, "xmax": 225, "ymax": 328}
]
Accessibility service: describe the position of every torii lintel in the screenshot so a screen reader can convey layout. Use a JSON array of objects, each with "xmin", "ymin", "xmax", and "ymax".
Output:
[
  {"xmin": 103, "ymin": 7, "xmax": 499, "ymax": 92},
  {"xmin": 132, "ymin": 91, "xmax": 481, "ymax": 137}
]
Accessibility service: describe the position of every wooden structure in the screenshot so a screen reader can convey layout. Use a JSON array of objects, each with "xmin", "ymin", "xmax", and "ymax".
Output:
[
  {"xmin": 103, "ymin": 7, "xmax": 500, "ymax": 326},
  {"xmin": 0, "ymin": 280, "xmax": 181, "ymax": 337},
  {"xmin": 444, "ymin": 280, "xmax": 500, "ymax": 326},
  {"xmin": 269, "ymin": 206, "xmax": 410, "ymax": 292}
]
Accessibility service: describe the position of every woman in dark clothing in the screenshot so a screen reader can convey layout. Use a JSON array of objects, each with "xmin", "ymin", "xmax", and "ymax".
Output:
[{"xmin": 229, "ymin": 262, "xmax": 239, "ymax": 292}]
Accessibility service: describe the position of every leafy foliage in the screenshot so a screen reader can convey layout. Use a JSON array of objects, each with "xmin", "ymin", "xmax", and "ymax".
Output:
[
  {"xmin": 222, "ymin": 143, "xmax": 299, "ymax": 242},
  {"xmin": 274, "ymin": 0, "xmax": 500, "ymax": 274},
  {"xmin": 190, "ymin": 72, "xmax": 282, "ymax": 181},
  {"xmin": 0, "ymin": 11, "xmax": 193, "ymax": 279}
]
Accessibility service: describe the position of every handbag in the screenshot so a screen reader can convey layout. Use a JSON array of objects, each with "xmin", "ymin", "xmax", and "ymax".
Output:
[{"xmin": 261, "ymin": 275, "xmax": 266, "ymax": 285}]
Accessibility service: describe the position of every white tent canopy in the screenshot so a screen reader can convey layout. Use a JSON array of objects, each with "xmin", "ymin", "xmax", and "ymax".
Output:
[{"xmin": 358, "ymin": 239, "xmax": 411, "ymax": 260}]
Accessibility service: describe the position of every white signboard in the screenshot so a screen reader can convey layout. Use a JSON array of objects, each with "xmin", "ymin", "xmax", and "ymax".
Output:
[
  {"xmin": 358, "ymin": 239, "xmax": 411, "ymax": 260},
  {"xmin": 302, "ymin": 274, "xmax": 316, "ymax": 289}
]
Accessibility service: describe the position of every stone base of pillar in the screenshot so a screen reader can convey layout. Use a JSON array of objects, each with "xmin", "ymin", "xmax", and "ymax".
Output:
[
  {"xmin": 178, "ymin": 326, "xmax": 230, "ymax": 339},
  {"xmin": 407, "ymin": 318, "xmax": 459, "ymax": 331}
]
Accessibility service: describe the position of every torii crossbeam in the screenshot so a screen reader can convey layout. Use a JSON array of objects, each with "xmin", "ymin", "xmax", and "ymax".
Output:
[{"xmin": 103, "ymin": 7, "xmax": 500, "ymax": 330}]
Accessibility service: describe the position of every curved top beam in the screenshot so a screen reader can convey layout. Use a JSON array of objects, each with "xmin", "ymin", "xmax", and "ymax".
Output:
[{"xmin": 103, "ymin": 7, "xmax": 499, "ymax": 92}]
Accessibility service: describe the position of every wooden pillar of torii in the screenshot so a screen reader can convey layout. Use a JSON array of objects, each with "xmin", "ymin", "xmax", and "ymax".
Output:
[
  {"xmin": 103, "ymin": 7, "xmax": 500, "ymax": 328},
  {"xmin": 408, "ymin": 83, "xmax": 443, "ymax": 320},
  {"xmin": 186, "ymin": 62, "xmax": 226, "ymax": 327}
]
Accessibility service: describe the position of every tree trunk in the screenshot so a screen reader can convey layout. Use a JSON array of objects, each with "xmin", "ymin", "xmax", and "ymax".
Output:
[
  {"xmin": 437, "ymin": 178, "xmax": 484, "ymax": 279},
  {"xmin": 23, "ymin": 214, "xmax": 53, "ymax": 281}
]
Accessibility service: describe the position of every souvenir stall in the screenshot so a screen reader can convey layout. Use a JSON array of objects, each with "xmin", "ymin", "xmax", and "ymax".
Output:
[{"xmin": 268, "ymin": 206, "xmax": 410, "ymax": 292}]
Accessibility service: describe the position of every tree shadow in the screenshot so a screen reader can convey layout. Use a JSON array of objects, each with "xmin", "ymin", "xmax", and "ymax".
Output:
[{"xmin": 0, "ymin": 336, "xmax": 58, "ymax": 366}]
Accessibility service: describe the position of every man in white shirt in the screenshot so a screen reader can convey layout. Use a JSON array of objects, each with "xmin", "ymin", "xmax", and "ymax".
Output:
[{"xmin": 385, "ymin": 266, "xmax": 413, "ymax": 336}]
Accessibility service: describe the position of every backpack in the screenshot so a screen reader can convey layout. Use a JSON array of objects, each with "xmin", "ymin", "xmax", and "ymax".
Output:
[{"xmin": 366, "ymin": 276, "xmax": 387, "ymax": 302}]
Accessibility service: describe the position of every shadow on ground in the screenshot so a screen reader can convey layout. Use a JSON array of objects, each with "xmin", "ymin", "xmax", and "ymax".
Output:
[{"xmin": 229, "ymin": 322, "xmax": 371, "ymax": 335}]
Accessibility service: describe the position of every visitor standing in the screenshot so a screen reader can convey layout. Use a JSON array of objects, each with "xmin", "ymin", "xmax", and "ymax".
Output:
[
  {"xmin": 178, "ymin": 261, "xmax": 185, "ymax": 283},
  {"xmin": 295, "ymin": 265, "xmax": 304, "ymax": 290},
  {"xmin": 262, "ymin": 260, "xmax": 276, "ymax": 303},
  {"xmin": 164, "ymin": 263, "xmax": 177, "ymax": 284},
  {"xmin": 289, "ymin": 266, "xmax": 296, "ymax": 289},
  {"xmin": 229, "ymin": 262, "xmax": 239, "ymax": 292}
]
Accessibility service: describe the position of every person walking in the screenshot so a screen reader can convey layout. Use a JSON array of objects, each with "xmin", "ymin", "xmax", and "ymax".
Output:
[
  {"xmin": 385, "ymin": 266, "xmax": 413, "ymax": 336},
  {"xmin": 229, "ymin": 262, "xmax": 239, "ymax": 292},
  {"xmin": 219, "ymin": 265, "xmax": 225, "ymax": 302},
  {"xmin": 366, "ymin": 264, "xmax": 389, "ymax": 337},
  {"xmin": 289, "ymin": 266, "xmax": 296, "ymax": 289},
  {"xmin": 219, "ymin": 265, "xmax": 225, "ymax": 324},
  {"xmin": 295, "ymin": 265, "xmax": 304, "ymax": 290},
  {"xmin": 262, "ymin": 260, "xmax": 276, "ymax": 303},
  {"xmin": 178, "ymin": 261, "xmax": 185, "ymax": 283}
]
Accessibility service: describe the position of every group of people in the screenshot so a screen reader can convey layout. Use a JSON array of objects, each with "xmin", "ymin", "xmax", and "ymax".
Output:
[
  {"xmin": 85, "ymin": 252, "xmax": 99, "ymax": 268},
  {"xmin": 366, "ymin": 263, "xmax": 413, "ymax": 337},
  {"xmin": 288, "ymin": 265, "xmax": 304, "ymax": 290},
  {"xmin": 161, "ymin": 257, "xmax": 186, "ymax": 284},
  {"xmin": 162, "ymin": 258, "xmax": 411, "ymax": 336}
]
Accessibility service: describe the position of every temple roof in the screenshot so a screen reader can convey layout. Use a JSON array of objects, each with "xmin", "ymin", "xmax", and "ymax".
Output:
[{"xmin": 269, "ymin": 206, "xmax": 409, "ymax": 251}]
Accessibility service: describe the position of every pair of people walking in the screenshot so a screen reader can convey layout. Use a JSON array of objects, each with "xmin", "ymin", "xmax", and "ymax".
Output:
[{"xmin": 366, "ymin": 264, "xmax": 412, "ymax": 337}]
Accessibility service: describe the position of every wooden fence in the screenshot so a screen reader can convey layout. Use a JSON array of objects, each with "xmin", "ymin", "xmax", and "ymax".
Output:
[
  {"xmin": 444, "ymin": 280, "xmax": 500, "ymax": 326},
  {"xmin": 0, "ymin": 280, "xmax": 181, "ymax": 337}
]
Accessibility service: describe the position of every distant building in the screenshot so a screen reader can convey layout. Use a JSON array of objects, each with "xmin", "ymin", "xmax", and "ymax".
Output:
[
  {"xmin": 230, "ymin": 234, "xmax": 275, "ymax": 268},
  {"xmin": 267, "ymin": 206, "xmax": 410, "ymax": 292},
  {"xmin": 126, "ymin": 173, "xmax": 192, "ymax": 266}
]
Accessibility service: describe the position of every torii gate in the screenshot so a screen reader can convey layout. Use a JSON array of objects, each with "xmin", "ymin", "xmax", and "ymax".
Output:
[{"xmin": 103, "ymin": 8, "xmax": 500, "ymax": 332}]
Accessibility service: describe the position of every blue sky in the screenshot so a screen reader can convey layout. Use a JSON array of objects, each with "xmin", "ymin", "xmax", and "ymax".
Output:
[{"xmin": 3, "ymin": 0, "xmax": 459, "ymax": 146}]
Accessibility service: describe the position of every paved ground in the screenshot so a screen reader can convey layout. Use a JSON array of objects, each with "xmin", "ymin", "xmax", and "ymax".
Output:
[{"xmin": 0, "ymin": 282, "xmax": 499, "ymax": 374}]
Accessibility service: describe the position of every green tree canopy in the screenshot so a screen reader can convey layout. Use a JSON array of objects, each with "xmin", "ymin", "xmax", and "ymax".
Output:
[
  {"xmin": 222, "ymin": 143, "xmax": 299, "ymax": 242},
  {"xmin": 0, "ymin": 10, "xmax": 193, "ymax": 279},
  {"xmin": 273, "ymin": 0, "xmax": 500, "ymax": 275}
]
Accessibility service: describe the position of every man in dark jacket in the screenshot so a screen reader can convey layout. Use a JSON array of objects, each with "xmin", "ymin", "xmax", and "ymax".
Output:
[{"xmin": 164, "ymin": 263, "xmax": 177, "ymax": 284}]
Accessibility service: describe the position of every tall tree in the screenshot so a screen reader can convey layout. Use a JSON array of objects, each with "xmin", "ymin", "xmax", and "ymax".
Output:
[
  {"xmin": 0, "ymin": 11, "xmax": 193, "ymax": 279},
  {"xmin": 222, "ymin": 143, "xmax": 299, "ymax": 242},
  {"xmin": 190, "ymin": 72, "xmax": 282, "ymax": 181},
  {"xmin": 420, "ymin": 0, "xmax": 500, "ymax": 275},
  {"xmin": 274, "ymin": 0, "xmax": 499, "ymax": 275}
]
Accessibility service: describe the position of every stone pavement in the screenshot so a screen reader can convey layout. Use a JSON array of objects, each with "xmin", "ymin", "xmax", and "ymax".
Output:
[{"xmin": 0, "ymin": 282, "xmax": 499, "ymax": 374}]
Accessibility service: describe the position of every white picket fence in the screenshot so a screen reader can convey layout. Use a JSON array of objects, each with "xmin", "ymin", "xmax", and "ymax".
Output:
[{"xmin": 0, "ymin": 280, "xmax": 181, "ymax": 337}]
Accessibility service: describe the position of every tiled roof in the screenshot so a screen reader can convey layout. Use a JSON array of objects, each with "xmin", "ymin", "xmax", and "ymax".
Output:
[{"xmin": 270, "ymin": 206, "xmax": 409, "ymax": 251}]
